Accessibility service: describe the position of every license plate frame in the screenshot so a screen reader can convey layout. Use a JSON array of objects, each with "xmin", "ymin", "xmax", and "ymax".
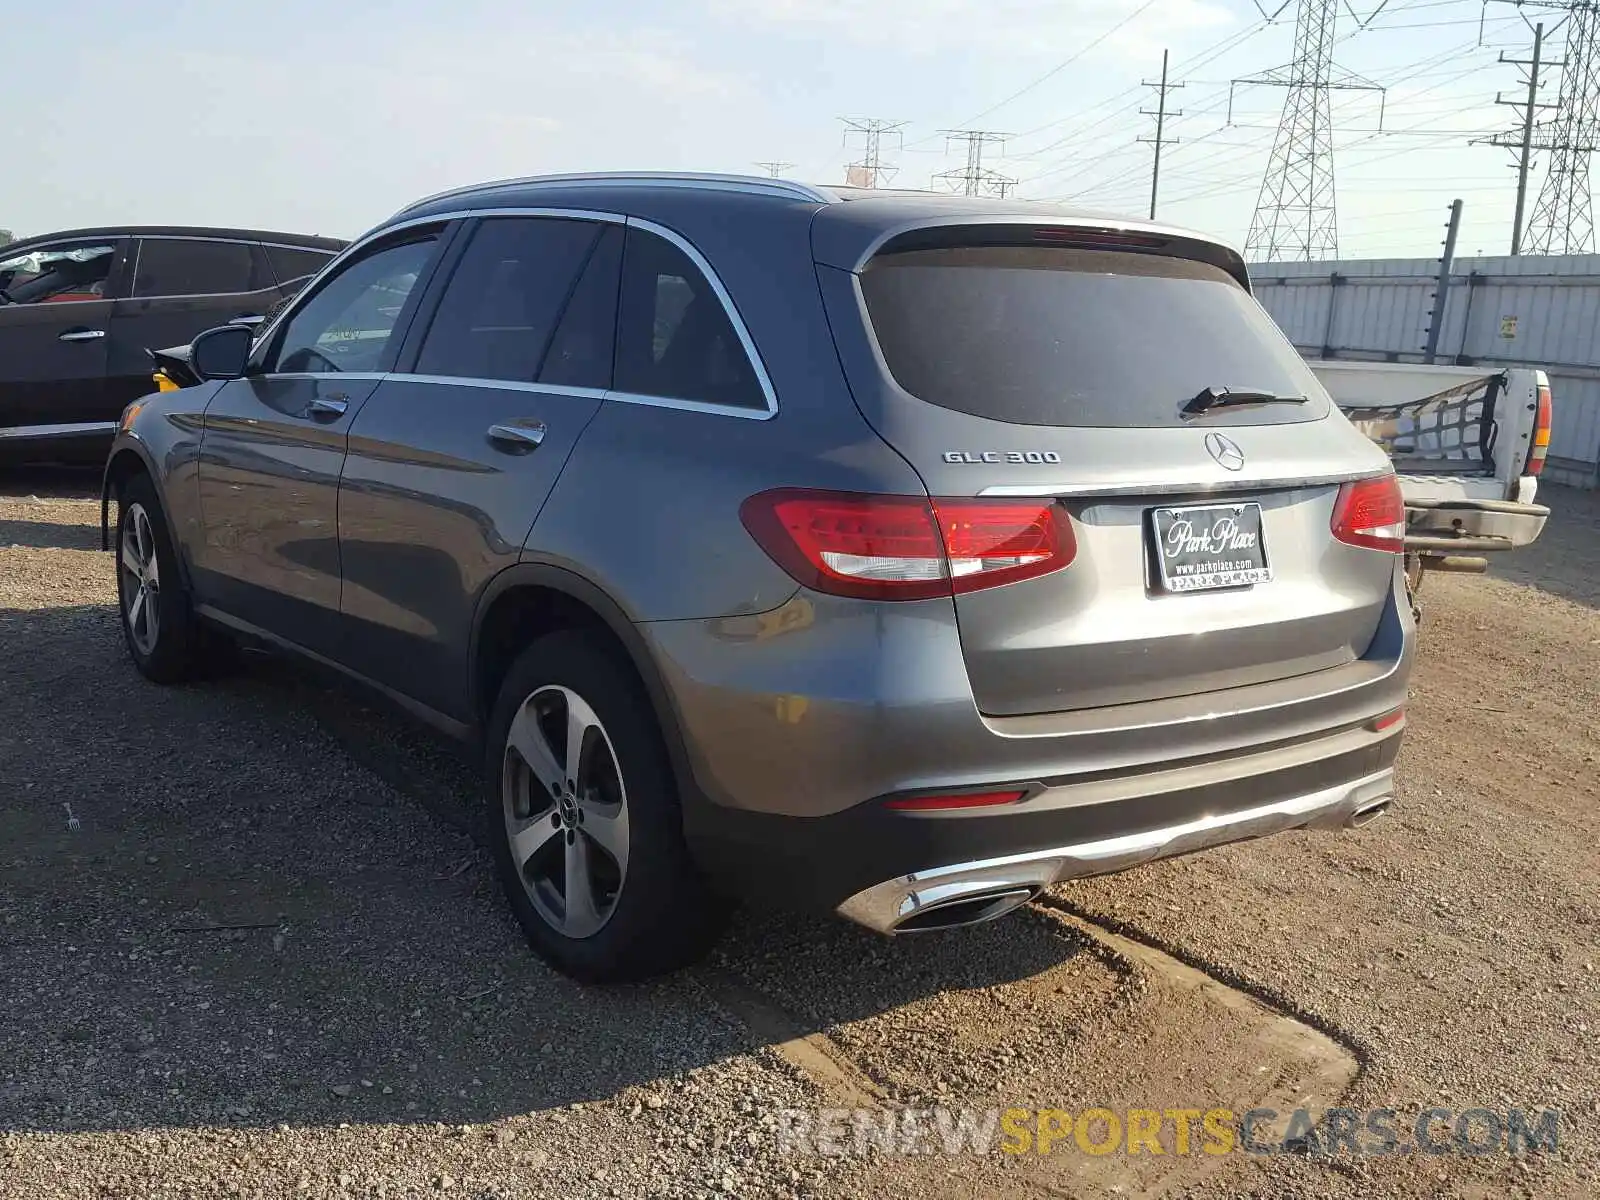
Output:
[{"xmin": 1149, "ymin": 501, "xmax": 1272, "ymax": 593}]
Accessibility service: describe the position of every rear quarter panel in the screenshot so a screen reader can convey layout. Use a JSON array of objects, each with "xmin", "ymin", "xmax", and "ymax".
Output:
[{"xmin": 524, "ymin": 196, "xmax": 928, "ymax": 622}]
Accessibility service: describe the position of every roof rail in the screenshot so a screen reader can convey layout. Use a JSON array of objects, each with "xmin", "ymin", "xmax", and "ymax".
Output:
[{"xmin": 397, "ymin": 172, "xmax": 832, "ymax": 216}]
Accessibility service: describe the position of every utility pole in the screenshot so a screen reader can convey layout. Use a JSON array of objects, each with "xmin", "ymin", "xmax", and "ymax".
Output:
[
  {"xmin": 1139, "ymin": 49, "xmax": 1184, "ymax": 220},
  {"xmin": 1423, "ymin": 200, "xmax": 1464, "ymax": 364},
  {"xmin": 933, "ymin": 130, "xmax": 1016, "ymax": 197},
  {"xmin": 754, "ymin": 161, "xmax": 796, "ymax": 179},
  {"xmin": 1511, "ymin": 1, "xmax": 1600, "ymax": 254},
  {"xmin": 840, "ymin": 118, "xmax": 907, "ymax": 188},
  {"xmin": 1485, "ymin": 22, "xmax": 1559, "ymax": 254}
]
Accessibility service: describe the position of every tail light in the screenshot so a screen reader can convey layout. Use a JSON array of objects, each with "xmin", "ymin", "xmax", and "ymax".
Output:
[
  {"xmin": 1526, "ymin": 378, "xmax": 1553, "ymax": 476},
  {"xmin": 740, "ymin": 489, "xmax": 1075, "ymax": 601},
  {"xmin": 1331, "ymin": 474, "xmax": 1406, "ymax": 553}
]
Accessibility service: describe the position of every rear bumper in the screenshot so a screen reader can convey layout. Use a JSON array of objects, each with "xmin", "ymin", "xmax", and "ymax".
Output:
[
  {"xmin": 838, "ymin": 767, "xmax": 1395, "ymax": 933},
  {"xmin": 1406, "ymin": 496, "xmax": 1548, "ymax": 550},
  {"xmin": 687, "ymin": 720, "xmax": 1404, "ymax": 922}
]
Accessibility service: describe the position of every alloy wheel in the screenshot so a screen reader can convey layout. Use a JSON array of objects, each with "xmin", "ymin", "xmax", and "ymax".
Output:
[
  {"xmin": 119, "ymin": 503, "xmax": 162, "ymax": 656},
  {"xmin": 501, "ymin": 685, "xmax": 630, "ymax": 939}
]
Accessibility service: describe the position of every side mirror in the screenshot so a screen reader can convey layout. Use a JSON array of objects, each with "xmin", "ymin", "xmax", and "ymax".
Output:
[{"xmin": 189, "ymin": 324, "xmax": 254, "ymax": 381}]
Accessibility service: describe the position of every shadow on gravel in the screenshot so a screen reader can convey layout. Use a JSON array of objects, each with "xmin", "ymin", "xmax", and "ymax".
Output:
[
  {"xmin": 0, "ymin": 602, "xmax": 1078, "ymax": 1138},
  {"xmin": 1485, "ymin": 482, "xmax": 1600, "ymax": 610},
  {"xmin": 0, "ymin": 464, "xmax": 102, "ymax": 500},
  {"xmin": 0, "ymin": 518, "xmax": 105, "ymax": 551}
]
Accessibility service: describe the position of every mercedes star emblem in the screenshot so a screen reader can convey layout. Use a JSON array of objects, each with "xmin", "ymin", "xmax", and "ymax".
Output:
[{"xmin": 1204, "ymin": 431, "xmax": 1246, "ymax": 472}]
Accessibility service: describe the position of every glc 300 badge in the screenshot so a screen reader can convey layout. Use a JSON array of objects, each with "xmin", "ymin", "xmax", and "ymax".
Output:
[{"xmin": 943, "ymin": 450, "xmax": 1063, "ymax": 464}]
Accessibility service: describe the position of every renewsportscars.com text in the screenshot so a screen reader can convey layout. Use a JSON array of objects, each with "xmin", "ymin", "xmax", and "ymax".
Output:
[{"xmin": 774, "ymin": 1106, "xmax": 1562, "ymax": 1158}]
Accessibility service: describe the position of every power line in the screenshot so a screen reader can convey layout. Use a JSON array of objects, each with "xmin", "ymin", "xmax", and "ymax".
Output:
[
  {"xmin": 932, "ymin": 0, "xmax": 1162, "ymax": 134},
  {"xmin": 753, "ymin": 161, "xmax": 797, "ymax": 179}
]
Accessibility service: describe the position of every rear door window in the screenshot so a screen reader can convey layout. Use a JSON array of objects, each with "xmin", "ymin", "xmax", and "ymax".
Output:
[
  {"xmin": 614, "ymin": 228, "xmax": 765, "ymax": 410},
  {"xmin": 133, "ymin": 238, "xmax": 256, "ymax": 297},
  {"xmin": 541, "ymin": 224, "xmax": 623, "ymax": 390},
  {"xmin": 858, "ymin": 245, "xmax": 1325, "ymax": 427},
  {"xmin": 414, "ymin": 217, "xmax": 599, "ymax": 384}
]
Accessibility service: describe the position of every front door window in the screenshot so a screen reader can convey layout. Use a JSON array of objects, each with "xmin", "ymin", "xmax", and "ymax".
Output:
[{"xmin": 0, "ymin": 243, "xmax": 116, "ymax": 305}]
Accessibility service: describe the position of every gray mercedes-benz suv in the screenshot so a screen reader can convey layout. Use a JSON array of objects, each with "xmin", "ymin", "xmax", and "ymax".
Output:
[{"xmin": 102, "ymin": 173, "xmax": 1413, "ymax": 982}]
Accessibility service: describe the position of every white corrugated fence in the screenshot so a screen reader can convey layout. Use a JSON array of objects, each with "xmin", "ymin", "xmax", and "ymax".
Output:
[{"xmin": 1252, "ymin": 254, "xmax": 1600, "ymax": 489}]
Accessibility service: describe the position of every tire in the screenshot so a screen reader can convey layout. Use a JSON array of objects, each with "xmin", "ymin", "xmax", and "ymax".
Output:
[
  {"xmin": 485, "ymin": 630, "xmax": 722, "ymax": 982},
  {"xmin": 115, "ymin": 473, "xmax": 226, "ymax": 683}
]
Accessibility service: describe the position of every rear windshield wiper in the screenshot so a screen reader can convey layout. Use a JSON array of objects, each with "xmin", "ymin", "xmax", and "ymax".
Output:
[{"xmin": 1183, "ymin": 385, "xmax": 1308, "ymax": 418}]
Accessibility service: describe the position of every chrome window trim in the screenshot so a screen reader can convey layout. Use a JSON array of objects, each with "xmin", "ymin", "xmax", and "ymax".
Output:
[
  {"xmin": 125, "ymin": 233, "xmax": 339, "ymax": 253},
  {"xmin": 622, "ymin": 215, "xmax": 778, "ymax": 419},
  {"xmin": 129, "ymin": 236, "xmax": 266, "ymax": 302},
  {"xmin": 257, "ymin": 371, "xmax": 390, "ymax": 383},
  {"xmin": 290, "ymin": 208, "xmax": 778, "ymax": 420},
  {"xmin": 386, "ymin": 373, "xmax": 607, "ymax": 401},
  {"xmin": 0, "ymin": 420, "xmax": 117, "ymax": 440},
  {"xmin": 377, "ymin": 376, "xmax": 773, "ymax": 421},
  {"xmin": 605, "ymin": 389, "xmax": 773, "ymax": 421}
]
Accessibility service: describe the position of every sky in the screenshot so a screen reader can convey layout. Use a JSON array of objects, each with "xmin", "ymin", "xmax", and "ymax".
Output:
[{"xmin": 0, "ymin": 0, "xmax": 1568, "ymax": 261}]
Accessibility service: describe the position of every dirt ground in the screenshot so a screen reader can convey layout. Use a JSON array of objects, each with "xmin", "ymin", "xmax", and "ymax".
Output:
[{"xmin": 1, "ymin": 470, "xmax": 1596, "ymax": 1199}]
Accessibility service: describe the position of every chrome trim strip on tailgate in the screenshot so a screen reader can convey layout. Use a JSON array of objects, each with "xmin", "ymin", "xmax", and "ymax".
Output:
[{"xmin": 979, "ymin": 468, "xmax": 1391, "ymax": 499}]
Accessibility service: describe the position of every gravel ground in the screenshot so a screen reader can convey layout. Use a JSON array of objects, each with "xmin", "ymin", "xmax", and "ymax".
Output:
[{"xmin": 1, "ymin": 470, "xmax": 1595, "ymax": 1198}]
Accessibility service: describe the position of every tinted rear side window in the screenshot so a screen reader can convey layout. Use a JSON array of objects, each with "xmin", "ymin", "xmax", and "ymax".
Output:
[
  {"xmin": 615, "ymin": 229, "xmax": 765, "ymax": 410},
  {"xmin": 133, "ymin": 238, "xmax": 256, "ymax": 297},
  {"xmin": 541, "ymin": 224, "xmax": 622, "ymax": 390},
  {"xmin": 267, "ymin": 245, "xmax": 336, "ymax": 285},
  {"xmin": 858, "ymin": 246, "xmax": 1324, "ymax": 427},
  {"xmin": 416, "ymin": 217, "xmax": 598, "ymax": 384}
]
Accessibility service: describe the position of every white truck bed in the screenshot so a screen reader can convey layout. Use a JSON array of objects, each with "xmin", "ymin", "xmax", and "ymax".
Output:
[{"xmin": 1308, "ymin": 359, "xmax": 1549, "ymax": 550}]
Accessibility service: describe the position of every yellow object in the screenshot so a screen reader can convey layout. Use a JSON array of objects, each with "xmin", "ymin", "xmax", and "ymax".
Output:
[{"xmin": 153, "ymin": 371, "xmax": 180, "ymax": 393}]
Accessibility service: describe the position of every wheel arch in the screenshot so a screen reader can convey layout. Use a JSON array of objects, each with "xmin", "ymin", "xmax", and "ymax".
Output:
[
  {"xmin": 470, "ymin": 563, "xmax": 700, "ymax": 810},
  {"xmin": 101, "ymin": 439, "xmax": 190, "ymax": 587}
]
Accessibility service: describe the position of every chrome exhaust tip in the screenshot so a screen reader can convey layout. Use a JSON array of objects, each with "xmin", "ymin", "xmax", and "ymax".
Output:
[
  {"xmin": 891, "ymin": 886, "xmax": 1039, "ymax": 933},
  {"xmin": 1345, "ymin": 797, "xmax": 1392, "ymax": 829}
]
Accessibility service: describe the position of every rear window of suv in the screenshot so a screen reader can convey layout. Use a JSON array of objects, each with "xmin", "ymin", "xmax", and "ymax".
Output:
[{"xmin": 858, "ymin": 245, "xmax": 1326, "ymax": 427}]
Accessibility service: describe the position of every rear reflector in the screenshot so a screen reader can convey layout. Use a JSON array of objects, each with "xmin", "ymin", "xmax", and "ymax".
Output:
[
  {"xmin": 883, "ymin": 790, "xmax": 1027, "ymax": 811},
  {"xmin": 740, "ymin": 489, "xmax": 1075, "ymax": 601},
  {"xmin": 1369, "ymin": 707, "xmax": 1405, "ymax": 733},
  {"xmin": 1527, "ymin": 379, "xmax": 1553, "ymax": 476},
  {"xmin": 1330, "ymin": 474, "xmax": 1405, "ymax": 553}
]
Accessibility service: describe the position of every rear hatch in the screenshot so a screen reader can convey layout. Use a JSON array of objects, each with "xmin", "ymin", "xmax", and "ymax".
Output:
[{"xmin": 815, "ymin": 221, "xmax": 1398, "ymax": 717}]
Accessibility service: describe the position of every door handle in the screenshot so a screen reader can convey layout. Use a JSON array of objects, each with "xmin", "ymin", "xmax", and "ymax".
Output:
[
  {"xmin": 306, "ymin": 396, "xmax": 349, "ymax": 420},
  {"xmin": 58, "ymin": 328, "xmax": 106, "ymax": 342},
  {"xmin": 229, "ymin": 313, "xmax": 266, "ymax": 328},
  {"xmin": 487, "ymin": 422, "xmax": 547, "ymax": 452}
]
